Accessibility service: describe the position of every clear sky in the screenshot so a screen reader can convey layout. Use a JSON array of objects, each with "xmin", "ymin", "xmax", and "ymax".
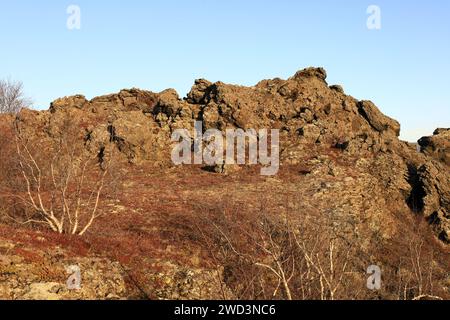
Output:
[{"xmin": 0, "ymin": 0, "xmax": 449, "ymax": 142}]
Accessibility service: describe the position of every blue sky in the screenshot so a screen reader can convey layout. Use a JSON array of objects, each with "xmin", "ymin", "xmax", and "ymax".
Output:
[{"xmin": 0, "ymin": 0, "xmax": 449, "ymax": 141}]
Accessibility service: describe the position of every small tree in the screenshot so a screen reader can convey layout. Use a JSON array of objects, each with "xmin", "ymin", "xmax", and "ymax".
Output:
[
  {"xmin": 208, "ymin": 213, "xmax": 297, "ymax": 300},
  {"xmin": 195, "ymin": 199, "xmax": 361, "ymax": 300},
  {"xmin": 395, "ymin": 222, "xmax": 444, "ymax": 300},
  {"xmin": 10, "ymin": 116, "xmax": 114, "ymax": 236},
  {"xmin": 0, "ymin": 78, "xmax": 31, "ymax": 113},
  {"xmin": 291, "ymin": 212, "xmax": 357, "ymax": 300}
]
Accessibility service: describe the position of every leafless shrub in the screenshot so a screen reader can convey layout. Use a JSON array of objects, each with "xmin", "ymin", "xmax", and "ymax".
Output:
[
  {"xmin": 394, "ymin": 222, "xmax": 445, "ymax": 300},
  {"xmin": 372, "ymin": 215, "xmax": 448, "ymax": 301},
  {"xmin": 6, "ymin": 115, "xmax": 114, "ymax": 236},
  {"xmin": 291, "ymin": 210, "xmax": 361, "ymax": 300},
  {"xmin": 0, "ymin": 78, "xmax": 31, "ymax": 114},
  {"xmin": 194, "ymin": 199, "xmax": 364, "ymax": 300}
]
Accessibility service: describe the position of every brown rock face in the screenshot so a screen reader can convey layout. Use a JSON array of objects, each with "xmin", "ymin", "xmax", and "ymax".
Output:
[
  {"xmin": 1, "ymin": 67, "xmax": 450, "ymax": 300},
  {"xmin": 358, "ymin": 100, "xmax": 401, "ymax": 136},
  {"xmin": 16, "ymin": 67, "xmax": 407, "ymax": 165},
  {"xmin": 417, "ymin": 163, "xmax": 450, "ymax": 242},
  {"xmin": 3, "ymin": 68, "xmax": 450, "ymax": 241},
  {"xmin": 5, "ymin": 67, "xmax": 450, "ymax": 244},
  {"xmin": 419, "ymin": 128, "xmax": 450, "ymax": 166}
]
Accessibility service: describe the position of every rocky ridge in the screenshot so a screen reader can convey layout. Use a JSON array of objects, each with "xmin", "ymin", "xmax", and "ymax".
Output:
[
  {"xmin": 0, "ymin": 67, "xmax": 448, "ymax": 300},
  {"xmin": 13, "ymin": 67, "xmax": 449, "ymax": 243}
]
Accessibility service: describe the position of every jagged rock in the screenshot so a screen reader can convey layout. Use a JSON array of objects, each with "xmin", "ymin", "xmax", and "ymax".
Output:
[
  {"xmin": 3, "ymin": 67, "xmax": 449, "ymax": 244},
  {"xmin": 186, "ymin": 79, "xmax": 213, "ymax": 104},
  {"xmin": 154, "ymin": 89, "xmax": 182, "ymax": 118},
  {"xmin": 358, "ymin": 100, "xmax": 401, "ymax": 136},
  {"xmin": 418, "ymin": 128, "xmax": 450, "ymax": 165},
  {"xmin": 50, "ymin": 95, "xmax": 88, "ymax": 112},
  {"xmin": 417, "ymin": 162, "xmax": 450, "ymax": 242},
  {"xmin": 292, "ymin": 67, "xmax": 327, "ymax": 82},
  {"xmin": 88, "ymin": 88, "xmax": 158, "ymax": 114},
  {"xmin": 330, "ymin": 85, "xmax": 344, "ymax": 94}
]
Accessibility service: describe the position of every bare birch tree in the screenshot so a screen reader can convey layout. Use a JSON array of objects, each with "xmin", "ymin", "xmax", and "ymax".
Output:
[
  {"xmin": 9, "ymin": 117, "xmax": 113, "ymax": 235},
  {"xmin": 197, "ymin": 199, "xmax": 360, "ymax": 300},
  {"xmin": 0, "ymin": 78, "xmax": 31, "ymax": 113},
  {"xmin": 291, "ymin": 214, "xmax": 356, "ymax": 300}
]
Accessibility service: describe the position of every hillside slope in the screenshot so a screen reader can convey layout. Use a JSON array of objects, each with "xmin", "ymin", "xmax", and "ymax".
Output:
[{"xmin": 0, "ymin": 68, "xmax": 448, "ymax": 300}]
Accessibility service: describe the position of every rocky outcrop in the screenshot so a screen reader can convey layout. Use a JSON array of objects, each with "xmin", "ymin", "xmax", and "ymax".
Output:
[
  {"xmin": 419, "ymin": 128, "xmax": 450, "ymax": 166},
  {"xmin": 417, "ymin": 162, "xmax": 450, "ymax": 242},
  {"xmin": 17, "ymin": 68, "xmax": 406, "ymax": 165},
  {"xmin": 1, "ymin": 68, "xmax": 449, "ymax": 301},
  {"xmin": 6, "ymin": 68, "xmax": 450, "ymax": 244},
  {"xmin": 0, "ymin": 231, "xmax": 127, "ymax": 300},
  {"xmin": 358, "ymin": 100, "xmax": 400, "ymax": 136}
]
